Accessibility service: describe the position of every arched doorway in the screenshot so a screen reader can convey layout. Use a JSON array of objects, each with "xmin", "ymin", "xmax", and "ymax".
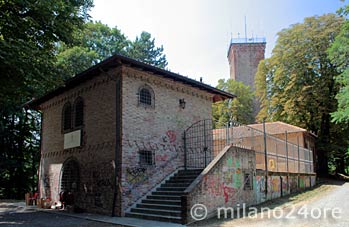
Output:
[{"xmin": 60, "ymin": 158, "xmax": 80, "ymax": 193}]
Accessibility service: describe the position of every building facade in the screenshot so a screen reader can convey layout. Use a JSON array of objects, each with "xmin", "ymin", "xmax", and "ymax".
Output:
[{"xmin": 29, "ymin": 55, "xmax": 234, "ymax": 216}]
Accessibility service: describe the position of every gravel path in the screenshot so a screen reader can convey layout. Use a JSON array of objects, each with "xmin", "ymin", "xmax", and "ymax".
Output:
[{"xmin": 191, "ymin": 181, "xmax": 349, "ymax": 227}]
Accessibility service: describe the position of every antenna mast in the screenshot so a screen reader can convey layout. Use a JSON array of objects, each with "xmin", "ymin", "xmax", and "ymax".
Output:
[{"xmin": 244, "ymin": 16, "xmax": 247, "ymax": 42}]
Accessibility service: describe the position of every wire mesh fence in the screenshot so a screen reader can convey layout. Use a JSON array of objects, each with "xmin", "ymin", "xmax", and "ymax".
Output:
[{"xmin": 184, "ymin": 119, "xmax": 314, "ymax": 174}]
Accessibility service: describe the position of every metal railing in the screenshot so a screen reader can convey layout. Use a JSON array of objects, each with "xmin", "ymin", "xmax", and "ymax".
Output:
[
  {"xmin": 230, "ymin": 37, "xmax": 266, "ymax": 44},
  {"xmin": 184, "ymin": 119, "xmax": 314, "ymax": 174}
]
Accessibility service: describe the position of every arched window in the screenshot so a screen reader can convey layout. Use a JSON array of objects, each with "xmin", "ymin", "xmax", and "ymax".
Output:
[
  {"xmin": 60, "ymin": 158, "xmax": 80, "ymax": 192},
  {"xmin": 62, "ymin": 102, "xmax": 72, "ymax": 131},
  {"xmin": 74, "ymin": 97, "xmax": 84, "ymax": 128},
  {"xmin": 138, "ymin": 85, "xmax": 155, "ymax": 108}
]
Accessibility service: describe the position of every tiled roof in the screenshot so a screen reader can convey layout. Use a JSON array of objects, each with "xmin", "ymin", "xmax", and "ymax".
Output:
[
  {"xmin": 248, "ymin": 121, "xmax": 307, "ymax": 134},
  {"xmin": 27, "ymin": 54, "xmax": 235, "ymax": 109}
]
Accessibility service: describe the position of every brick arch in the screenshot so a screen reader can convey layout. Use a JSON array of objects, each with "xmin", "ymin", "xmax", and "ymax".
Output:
[{"xmin": 60, "ymin": 157, "xmax": 80, "ymax": 193}]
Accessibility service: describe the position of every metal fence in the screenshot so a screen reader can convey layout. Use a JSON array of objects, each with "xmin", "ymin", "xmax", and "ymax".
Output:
[{"xmin": 184, "ymin": 119, "xmax": 314, "ymax": 174}]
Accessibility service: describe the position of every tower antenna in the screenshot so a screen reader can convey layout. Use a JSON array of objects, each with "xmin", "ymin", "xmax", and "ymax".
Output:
[{"xmin": 244, "ymin": 16, "xmax": 247, "ymax": 42}]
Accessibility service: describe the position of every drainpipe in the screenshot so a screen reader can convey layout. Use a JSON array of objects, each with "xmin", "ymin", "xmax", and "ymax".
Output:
[
  {"xmin": 112, "ymin": 70, "xmax": 122, "ymax": 217},
  {"xmin": 38, "ymin": 111, "xmax": 43, "ymax": 197}
]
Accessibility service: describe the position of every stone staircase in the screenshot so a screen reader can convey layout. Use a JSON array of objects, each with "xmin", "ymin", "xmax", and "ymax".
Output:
[{"xmin": 125, "ymin": 169, "xmax": 202, "ymax": 223}]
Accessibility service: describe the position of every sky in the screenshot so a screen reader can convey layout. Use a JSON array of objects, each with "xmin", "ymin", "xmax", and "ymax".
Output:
[{"xmin": 90, "ymin": 0, "xmax": 345, "ymax": 86}]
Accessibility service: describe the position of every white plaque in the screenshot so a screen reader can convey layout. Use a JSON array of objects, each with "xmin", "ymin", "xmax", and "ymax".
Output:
[{"xmin": 64, "ymin": 130, "xmax": 81, "ymax": 149}]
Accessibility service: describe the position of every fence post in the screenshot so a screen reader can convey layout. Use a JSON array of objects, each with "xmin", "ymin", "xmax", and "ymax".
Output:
[
  {"xmin": 285, "ymin": 131, "xmax": 289, "ymax": 193},
  {"xmin": 183, "ymin": 131, "xmax": 187, "ymax": 170},
  {"xmin": 204, "ymin": 120, "xmax": 207, "ymax": 167},
  {"xmin": 263, "ymin": 120, "xmax": 268, "ymax": 197},
  {"xmin": 297, "ymin": 137, "xmax": 300, "ymax": 173},
  {"xmin": 285, "ymin": 131, "xmax": 289, "ymax": 173}
]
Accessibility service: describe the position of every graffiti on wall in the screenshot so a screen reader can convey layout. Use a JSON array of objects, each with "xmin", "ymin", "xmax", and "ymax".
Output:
[
  {"xmin": 125, "ymin": 167, "xmax": 148, "ymax": 185},
  {"xmin": 255, "ymin": 175, "xmax": 266, "ymax": 203},
  {"xmin": 201, "ymin": 152, "xmax": 255, "ymax": 206},
  {"xmin": 289, "ymin": 176, "xmax": 298, "ymax": 193}
]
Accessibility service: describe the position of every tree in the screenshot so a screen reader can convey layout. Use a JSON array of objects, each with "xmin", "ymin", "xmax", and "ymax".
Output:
[
  {"xmin": 328, "ymin": 4, "xmax": 349, "ymax": 124},
  {"xmin": 127, "ymin": 31, "xmax": 168, "ymax": 69},
  {"xmin": 213, "ymin": 79, "xmax": 254, "ymax": 126},
  {"xmin": 0, "ymin": 0, "xmax": 93, "ymax": 199},
  {"xmin": 56, "ymin": 46, "xmax": 99, "ymax": 80},
  {"xmin": 0, "ymin": 0, "xmax": 93, "ymax": 106},
  {"xmin": 255, "ymin": 14, "xmax": 347, "ymax": 176},
  {"xmin": 56, "ymin": 23, "xmax": 168, "ymax": 77},
  {"xmin": 56, "ymin": 21, "xmax": 129, "ymax": 77}
]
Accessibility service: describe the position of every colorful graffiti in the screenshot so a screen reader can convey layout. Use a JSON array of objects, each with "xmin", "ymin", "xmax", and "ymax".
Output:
[
  {"xmin": 125, "ymin": 167, "xmax": 148, "ymax": 185},
  {"xmin": 166, "ymin": 130, "xmax": 177, "ymax": 143}
]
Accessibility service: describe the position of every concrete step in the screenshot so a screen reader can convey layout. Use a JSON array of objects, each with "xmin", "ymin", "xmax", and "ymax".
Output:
[
  {"xmin": 152, "ymin": 191, "xmax": 183, "ymax": 196},
  {"xmin": 137, "ymin": 203, "xmax": 182, "ymax": 211},
  {"xmin": 177, "ymin": 169, "xmax": 202, "ymax": 173},
  {"xmin": 131, "ymin": 207, "xmax": 182, "ymax": 217},
  {"xmin": 165, "ymin": 179, "xmax": 194, "ymax": 184},
  {"xmin": 170, "ymin": 176, "xmax": 198, "ymax": 181},
  {"xmin": 157, "ymin": 187, "xmax": 187, "ymax": 192},
  {"xmin": 126, "ymin": 169, "xmax": 202, "ymax": 224},
  {"xmin": 161, "ymin": 182, "xmax": 191, "ymax": 187},
  {"xmin": 146, "ymin": 195, "xmax": 182, "ymax": 200},
  {"xmin": 142, "ymin": 199, "xmax": 181, "ymax": 206},
  {"xmin": 125, "ymin": 212, "xmax": 182, "ymax": 224}
]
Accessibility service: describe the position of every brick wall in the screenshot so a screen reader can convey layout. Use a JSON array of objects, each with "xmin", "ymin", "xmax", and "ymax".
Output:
[
  {"xmin": 38, "ymin": 64, "xmax": 217, "ymax": 215},
  {"xmin": 183, "ymin": 145, "xmax": 256, "ymax": 223},
  {"xmin": 39, "ymin": 68, "xmax": 120, "ymax": 214},
  {"xmin": 228, "ymin": 42, "xmax": 266, "ymax": 119},
  {"xmin": 182, "ymin": 145, "xmax": 316, "ymax": 224},
  {"xmin": 120, "ymin": 66, "xmax": 214, "ymax": 214}
]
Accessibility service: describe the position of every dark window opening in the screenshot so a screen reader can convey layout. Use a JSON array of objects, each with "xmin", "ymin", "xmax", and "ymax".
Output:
[
  {"xmin": 139, "ymin": 150, "xmax": 155, "ymax": 166},
  {"xmin": 61, "ymin": 159, "xmax": 80, "ymax": 192},
  {"xmin": 74, "ymin": 98, "xmax": 84, "ymax": 128},
  {"xmin": 62, "ymin": 103, "xmax": 72, "ymax": 131},
  {"xmin": 139, "ymin": 88, "xmax": 152, "ymax": 106},
  {"xmin": 244, "ymin": 173, "xmax": 252, "ymax": 190}
]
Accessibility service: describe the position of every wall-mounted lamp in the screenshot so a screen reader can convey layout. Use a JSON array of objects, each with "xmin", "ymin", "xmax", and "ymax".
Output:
[{"xmin": 179, "ymin": 99, "xmax": 186, "ymax": 109}]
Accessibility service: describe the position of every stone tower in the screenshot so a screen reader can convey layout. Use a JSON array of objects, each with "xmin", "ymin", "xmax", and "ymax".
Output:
[{"xmin": 227, "ymin": 38, "xmax": 266, "ymax": 122}]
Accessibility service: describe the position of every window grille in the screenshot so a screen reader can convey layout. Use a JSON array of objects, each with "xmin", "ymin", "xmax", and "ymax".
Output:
[
  {"xmin": 139, "ymin": 150, "xmax": 155, "ymax": 166},
  {"xmin": 139, "ymin": 88, "xmax": 152, "ymax": 106}
]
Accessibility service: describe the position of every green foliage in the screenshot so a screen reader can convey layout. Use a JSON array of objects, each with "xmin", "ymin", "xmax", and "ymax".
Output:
[
  {"xmin": 56, "ymin": 23, "xmax": 168, "ymax": 77},
  {"xmin": 0, "ymin": 108, "xmax": 41, "ymax": 199},
  {"xmin": 0, "ymin": 0, "xmax": 93, "ymax": 199},
  {"xmin": 127, "ymin": 31, "xmax": 168, "ymax": 69},
  {"xmin": 328, "ymin": 5, "xmax": 349, "ymax": 123},
  {"xmin": 213, "ymin": 79, "xmax": 254, "ymax": 126},
  {"xmin": 255, "ymin": 14, "xmax": 348, "ymax": 175},
  {"xmin": 56, "ymin": 46, "xmax": 99, "ymax": 80},
  {"xmin": 0, "ymin": 0, "xmax": 93, "ymax": 106}
]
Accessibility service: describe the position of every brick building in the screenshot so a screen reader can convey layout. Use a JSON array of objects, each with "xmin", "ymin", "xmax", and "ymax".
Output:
[
  {"xmin": 227, "ymin": 38, "xmax": 266, "ymax": 120},
  {"xmin": 28, "ymin": 54, "xmax": 235, "ymax": 218}
]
